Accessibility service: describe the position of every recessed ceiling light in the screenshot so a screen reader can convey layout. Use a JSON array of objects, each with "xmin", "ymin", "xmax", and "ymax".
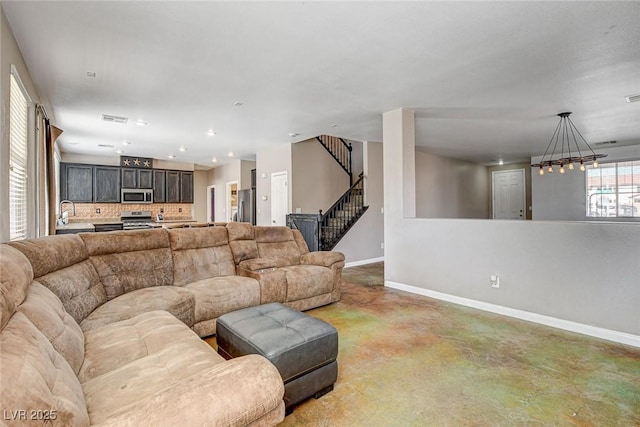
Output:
[
  {"xmin": 207, "ymin": 130, "xmax": 216, "ymax": 136},
  {"xmin": 625, "ymin": 94, "xmax": 640, "ymax": 103},
  {"xmin": 122, "ymin": 140, "xmax": 130, "ymax": 146},
  {"xmin": 228, "ymin": 152, "xmax": 234, "ymax": 157},
  {"xmin": 86, "ymin": 71, "xmax": 96, "ymax": 78},
  {"xmin": 211, "ymin": 157, "xmax": 218, "ymax": 163},
  {"xmin": 498, "ymin": 160, "xmax": 504, "ymax": 165},
  {"xmin": 116, "ymin": 149, "xmax": 123, "ymax": 154},
  {"xmin": 179, "ymin": 146, "xmax": 187, "ymax": 152},
  {"xmin": 330, "ymin": 124, "xmax": 338, "ymax": 128},
  {"xmin": 233, "ymin": 101, "xmax": 244, "ymax": 107},
  {"xmin": 136, "ymin": 119, "xmax": 148, "ymax": 126},
  {"xmin": 288, "ymin": 133, "xmax": 299, "ymax": 137},
  {"xmin": 167, "ymin": 154, "xmax": 175, "ymax": 159}
]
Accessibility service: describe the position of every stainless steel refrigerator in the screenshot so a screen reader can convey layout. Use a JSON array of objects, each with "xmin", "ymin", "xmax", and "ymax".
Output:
[{"xmin": 237, "ymin": 189, "xmax": 256, "ymax": 225}]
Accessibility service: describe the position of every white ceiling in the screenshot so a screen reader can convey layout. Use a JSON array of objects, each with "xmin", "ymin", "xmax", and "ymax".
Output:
[{"xmin": 4, "ymin": 1, "xmax": 640, "ymax": 168}]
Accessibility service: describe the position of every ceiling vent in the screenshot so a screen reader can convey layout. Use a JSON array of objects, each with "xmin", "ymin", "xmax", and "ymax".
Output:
[
  {"xmin": 97, "ymin": 144, "xmax": 115, "ymax": 149},
  {"xmin": 625, "ymin": 94, "xmax": 640, "ymax": 103},
  {"xmin": 594, "ymin": 140, "xmax": 617, "ymax": 146},
  {"xmin": 102, "ymin": 114, "xmax": 128, "ymax": 124}
]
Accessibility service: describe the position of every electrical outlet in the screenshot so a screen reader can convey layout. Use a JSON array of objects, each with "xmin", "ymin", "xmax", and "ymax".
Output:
[
  {"xmin": 490, "ymin": 275, "xmax": 500, "ymax": 288},
  {"xmin": 160, "ymin": 208, "xmax": 164, "ymax": 213},
  {"xmin": 178, "ymin": 208, "xmax": 182, "ymax": 213}
]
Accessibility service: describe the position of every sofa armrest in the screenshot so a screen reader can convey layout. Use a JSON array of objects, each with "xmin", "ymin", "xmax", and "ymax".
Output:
[
  {"xmin": 238, "ymin": 267, "xmax": 287, "ymax": 304},
  {"xmin": 93, "ymin": 355, "xmax": 285, "ymax": 427},
  {"xmin": 300, "ymin": 251, "xmax": 345, "ymax": 268},
  {"xmin": 238, "ymin": 257, "xmax": 280, "ymax": 272}
]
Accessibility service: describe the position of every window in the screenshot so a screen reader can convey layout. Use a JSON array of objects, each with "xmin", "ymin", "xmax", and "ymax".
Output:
[
  {"xmin": 586, "ymin": 160, "xmax": 640, "ymax": 218},
  {"xmin": 9, "ymin": 69, "xmax": 30, "ymax": 240}
]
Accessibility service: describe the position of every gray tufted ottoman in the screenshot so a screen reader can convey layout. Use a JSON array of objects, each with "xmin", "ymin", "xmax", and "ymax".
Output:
[{"xmin": 216, "ymin": 303, "xmax": 338, "ymax": 414}]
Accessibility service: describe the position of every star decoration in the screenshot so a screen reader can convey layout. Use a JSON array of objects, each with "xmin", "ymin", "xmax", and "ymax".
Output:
[
  {"xmin": 123, "ymin": 159, "xmax": 130, "ymax": 166},
  {"xmin": 143, "ymin": 160, "xmax": 151, "ymax": 167},
  {"xmin": 133, "ymin": 159, "xmax": 141, "ymax": 166}
]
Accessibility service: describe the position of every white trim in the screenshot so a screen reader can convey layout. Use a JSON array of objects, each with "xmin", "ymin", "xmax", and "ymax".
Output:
[
  {"xmin": 345, "ymin": 257, "xmax": 384, "ymax": 268},
  {"xmin": 385, "ymin": 280, "xmax": 640, "ymax": 348}
]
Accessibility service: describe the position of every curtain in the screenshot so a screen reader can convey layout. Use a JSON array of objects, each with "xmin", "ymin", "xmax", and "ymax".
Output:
[{"xmin": 38, "ymin": 106, "xmax": 63, "ymax": 235}]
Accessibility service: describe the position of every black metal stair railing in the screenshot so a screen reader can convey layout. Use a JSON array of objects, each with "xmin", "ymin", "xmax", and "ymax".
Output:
[
  {"xmin": 318, "ymin": 174, "xmax": 368, "ymax": 250},
  {"xmin": 316, "ymin": 135, "xmax": 353, "ymax": 185}
]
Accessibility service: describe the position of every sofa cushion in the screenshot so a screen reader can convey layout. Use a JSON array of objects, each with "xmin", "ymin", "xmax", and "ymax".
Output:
[
  {"xmin": 8, "ymin": 235, "xmax": 106, "ymax": 324},
  {"xmin": 18, "ymin": 282, "xmax": 85, "ymax": 375},
  {"xmin": 255, "ymin": 226, "xmax": 302, "ymax": 266},
  {"xmin": 80, "ymin": 229, "xmax": 173, "ymax": 300},
  {"xmin": 169, "ymin": 227, "xmax": 236, "ymax": 286},
  {"xmin": 81, "ymin": 325, "xmax": 225, "ymax": 425},
  {"xmin": 0, "ymin": 245, "xmax": 33, "ymax": 330},
  {"xmin": 80, "ymin": 286, "xmax": 195, "ymax": 332},
  {"xmin": 184, "ymin": 276, "xmax": 260, "ymax": 324},
  {"xmin": 281, "ymin": 265, "xmax": 334, "ymax": 301},
  {"xmin": 0, "ymin": 312, "xmax": 89, "ymax": 427},
  {"xmin": 80, "ymin": 311, "xmax": 222, "ymax": 382},
  {"xmin": 227, "ymin": 222, "xmax": 258, "ymax": 264}
]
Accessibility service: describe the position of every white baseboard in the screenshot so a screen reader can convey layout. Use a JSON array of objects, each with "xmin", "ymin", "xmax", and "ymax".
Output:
[
  {"xmin": 385, "ymin": 280, "xmax": 640, "ymax": 348},
  {"xmin": 345, "ymin": 257, "xmax": 384, "ymax": 268}
]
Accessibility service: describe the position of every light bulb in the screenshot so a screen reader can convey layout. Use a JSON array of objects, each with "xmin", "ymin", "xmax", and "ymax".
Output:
[
  {"xmin": 548, "ymin": 165, "xmax": 553, "ymax": 174},
  {"xmin": 593, "ymin": 160, "xmax": 599, "ymax": 168},
  {"xmin": 568, "ymin": 162, "xmax": 574, "ymax": 170},
  {"xmin": 539, "ymin": 167, "xmax": 544, "ymax": 176},
  {"xmin": 560, "ymin": 164, "xmax": 565, "ymax": 174}
]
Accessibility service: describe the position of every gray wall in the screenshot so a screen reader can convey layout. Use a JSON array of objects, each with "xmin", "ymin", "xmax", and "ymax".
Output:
[
  {"xmin": 415, "ymin": 149, "xmax": 490, "ymax": 219},
  {"xmin": 255, "ymin": 143, "xmax": 291, "ymax": 226},
  {"xmin": 384, "ymin": 108, "xmax": 640, "ymax": 340},
  {"xmin": 291, "ymin": 139, "xmax": 350, "ymax": 214},
  {"xmin": 334, "ymin": 141, "xmax": 384, "ymax": 264}
]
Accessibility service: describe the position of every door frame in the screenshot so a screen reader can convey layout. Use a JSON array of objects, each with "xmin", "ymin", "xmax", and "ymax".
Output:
[
  {"xmin": 206, "ymin": 185, "xmax": 215, "ymax": 222},
  {"xmin": 492, "ymin": 168, "xmax": 526, "ymax": 219},
  {"xmin": 226, "ymin": 181, "xmax": 238, "ymax": 222}
]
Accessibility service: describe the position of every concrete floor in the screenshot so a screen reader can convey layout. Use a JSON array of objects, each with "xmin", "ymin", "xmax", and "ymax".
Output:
[{"xmin": 212, "ymin": 263, "xmax": 640, "ymax": 426}]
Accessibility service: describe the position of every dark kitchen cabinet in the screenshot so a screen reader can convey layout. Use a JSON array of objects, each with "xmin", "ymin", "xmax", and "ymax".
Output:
[
  {"xmin": 60, "ymin": 163, "xmax": 93, "ymax": 202},
  {"xmin": 153, "ymin": 170, "xmax": 166, "ymax": 203},
  {"xmin": 138, "ymin": 169, "xmax": 153, "ymax": 189},
  {"xmin": 180, "ymin": 171, "xmax": 194, "ymax": 203},
  {"xmin": 166, "ymin": 171, "xmax": 180, "ymax": 203},
  {"xmin": 94, "ymin": 166, "xmax": 121, "ymax": 203},
  {"xmin": 122, "ymin": 168, "xmax": 153, "ymax": 189},
  {"xmin": 165, "ymin": 171, "xmax": 193, "ymax": 203}
]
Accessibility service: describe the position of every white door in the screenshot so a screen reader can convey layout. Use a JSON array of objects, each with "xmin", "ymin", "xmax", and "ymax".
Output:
[
  {"xmin": 492, "ymin": 169, "xmax": 525, "ymax": 220},
  {"xmin": 271, "ymin": 172, "xmax": 288, "ymax": 226}
]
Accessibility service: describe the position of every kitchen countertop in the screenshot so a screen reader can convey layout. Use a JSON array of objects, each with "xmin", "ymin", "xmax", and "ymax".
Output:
[{"xmin": 56, "ymin": 222, "xmax": 95, "ymax": 231}]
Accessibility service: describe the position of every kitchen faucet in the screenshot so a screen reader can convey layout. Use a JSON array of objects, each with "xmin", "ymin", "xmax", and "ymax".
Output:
[{"xmin": 59, "ymin": 200, "xmax": 76, "ymax": 223}]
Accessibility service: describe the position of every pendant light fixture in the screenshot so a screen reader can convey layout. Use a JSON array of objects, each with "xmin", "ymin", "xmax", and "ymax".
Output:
[{"xmin": 532, "ymin": 112, "xmax": 607, "ymax": 175}]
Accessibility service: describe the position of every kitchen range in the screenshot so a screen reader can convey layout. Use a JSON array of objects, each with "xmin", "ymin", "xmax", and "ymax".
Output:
[{"xmin": 120, "ymin": 210, "xmax": 154, "ymax": 230}]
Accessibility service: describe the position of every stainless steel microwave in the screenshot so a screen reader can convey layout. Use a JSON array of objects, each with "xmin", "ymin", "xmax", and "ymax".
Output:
[{"xmin": 121, "ymin": 189, "xmax": 153, "ymax": 204}]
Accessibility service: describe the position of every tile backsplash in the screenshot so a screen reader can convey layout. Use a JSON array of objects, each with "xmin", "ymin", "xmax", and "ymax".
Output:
[{"xmin": 63, "ymin": 203, "xmax": 192, "ymax": 220}]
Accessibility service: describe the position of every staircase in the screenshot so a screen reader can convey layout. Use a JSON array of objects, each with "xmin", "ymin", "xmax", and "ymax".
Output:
[
  {"xmin": 319, "ymin": 174, "xmax": 368, "ymax": 250},
  {"xmin": 287, "ymin": 135, "xmax": 368, "ymax": 251},
  {"xmin": 316, "ymin": 135, "xmax": 353, "ymax": 185}
]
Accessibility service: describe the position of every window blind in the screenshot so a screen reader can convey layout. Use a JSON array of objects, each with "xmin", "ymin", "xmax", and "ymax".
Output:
[{"xmin": 9, "ymin": 73, "xmax": 29, "ymax": 241}]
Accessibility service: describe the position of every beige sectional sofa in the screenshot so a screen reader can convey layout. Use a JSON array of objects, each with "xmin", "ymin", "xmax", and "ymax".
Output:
[{"xmin": 0, "ymin": 223, "xmax": 345, "ymax": 426}]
